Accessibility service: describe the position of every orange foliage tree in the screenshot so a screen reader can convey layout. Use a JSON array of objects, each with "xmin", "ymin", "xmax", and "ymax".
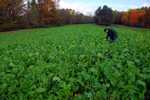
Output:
[
  {"xmin": 129, "ymin": 9, "xmax": 145, "ymax": 27},
  {"xmin": 38, "ymin": 0, "xmax": 58, "ymax": 25},
  {"xmin": 116, "ymin": 7, "xmax": 149, "ymax": 28},
  {"xmin": 121, "ymin": 12, "xmax": 129, "ymax": 25}
]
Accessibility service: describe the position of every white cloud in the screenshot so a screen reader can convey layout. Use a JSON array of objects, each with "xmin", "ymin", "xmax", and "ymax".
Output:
[
  {"xmin": 59, "ymin": 1, "xmax": 97, "ymax": 15},
  {"xmin": 141, "ymin": 2, "xmax": 150, "ymax": 7}
]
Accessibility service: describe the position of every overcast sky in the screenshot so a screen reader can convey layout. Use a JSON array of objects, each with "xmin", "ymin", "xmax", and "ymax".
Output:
[{"xmin": 59, "ymin": 0, "xmax": 150, "ymax": 15}]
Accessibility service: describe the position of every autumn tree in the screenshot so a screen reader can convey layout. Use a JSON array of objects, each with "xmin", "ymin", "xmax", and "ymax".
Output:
[
  {"xmin": 121, "ymin": 12, "xmax": 129, "ymax": 25},
  {"xmin": 0, "ymin": 0, "xmax": 25, "ymax": 31},
  {"xmin": 128, "ymin": 9, "xmax": 145, "ymax": 27},
  {"xmin": 38, "ymin": 0, "xmax": 58, "ymax": 25},
  {"xmin": 0, "ymin": 0, "xmax": 24, "ymax": 20}
]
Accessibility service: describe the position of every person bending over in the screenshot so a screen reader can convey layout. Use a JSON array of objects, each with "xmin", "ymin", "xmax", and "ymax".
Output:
[{"xmin": 104, "ymin": 27, "xmax": 118, "ymax": 42}]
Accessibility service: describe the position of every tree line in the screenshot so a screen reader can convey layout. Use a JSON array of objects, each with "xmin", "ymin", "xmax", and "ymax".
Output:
[
  {"xmin": 0, "ymin": 0, "xmax": 149, "ymax": 31},
  {"xmin": 0, "ymin": 0, "xmax": 93, "ymax": 31},
  {"xmin": 58, "ymin": 9, "xmax": 93, "ymax": 25},
  {"xmin": 95, "ymin": 5, "xmax": 150, "ymax": 28}
]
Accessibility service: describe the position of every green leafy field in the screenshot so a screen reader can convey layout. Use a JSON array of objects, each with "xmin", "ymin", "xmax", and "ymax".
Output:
[{"xmin": 0, "ymin": 24, "xmax": 150, "ymax": 100}]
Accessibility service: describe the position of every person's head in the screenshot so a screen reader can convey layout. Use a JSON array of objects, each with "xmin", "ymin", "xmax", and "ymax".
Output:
[
  {"xmin": 104, "ymin": 28, "xmax": 107, "ymax": 32},
  {"xmin": 104, "ymin": 27, "xmax": 110, "ymax": 33},
  {"xmin": 104, "ymin": 26, "xmax": 113, "ymax": 32}
]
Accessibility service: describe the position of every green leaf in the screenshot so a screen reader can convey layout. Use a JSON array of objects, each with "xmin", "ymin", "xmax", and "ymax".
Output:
[{"xmin": 36, "ymin": 87, "xmax": 46, "ymax": 93}]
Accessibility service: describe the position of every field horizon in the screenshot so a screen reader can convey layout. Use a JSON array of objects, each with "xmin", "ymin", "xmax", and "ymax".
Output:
[{"xmin": 0, "ymin": 24, "xmax": 149, "ymax": 34}]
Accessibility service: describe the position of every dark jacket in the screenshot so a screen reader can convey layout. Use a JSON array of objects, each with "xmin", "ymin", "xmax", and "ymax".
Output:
[{"xmin": 106, "ymin": 28, "xmax": 117, "ymax": 41}]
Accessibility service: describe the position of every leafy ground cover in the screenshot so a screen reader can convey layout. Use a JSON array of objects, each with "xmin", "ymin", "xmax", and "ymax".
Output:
[{"xmin": 0, "ymin": 24, "xmax": 150, "ymax": 100}]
